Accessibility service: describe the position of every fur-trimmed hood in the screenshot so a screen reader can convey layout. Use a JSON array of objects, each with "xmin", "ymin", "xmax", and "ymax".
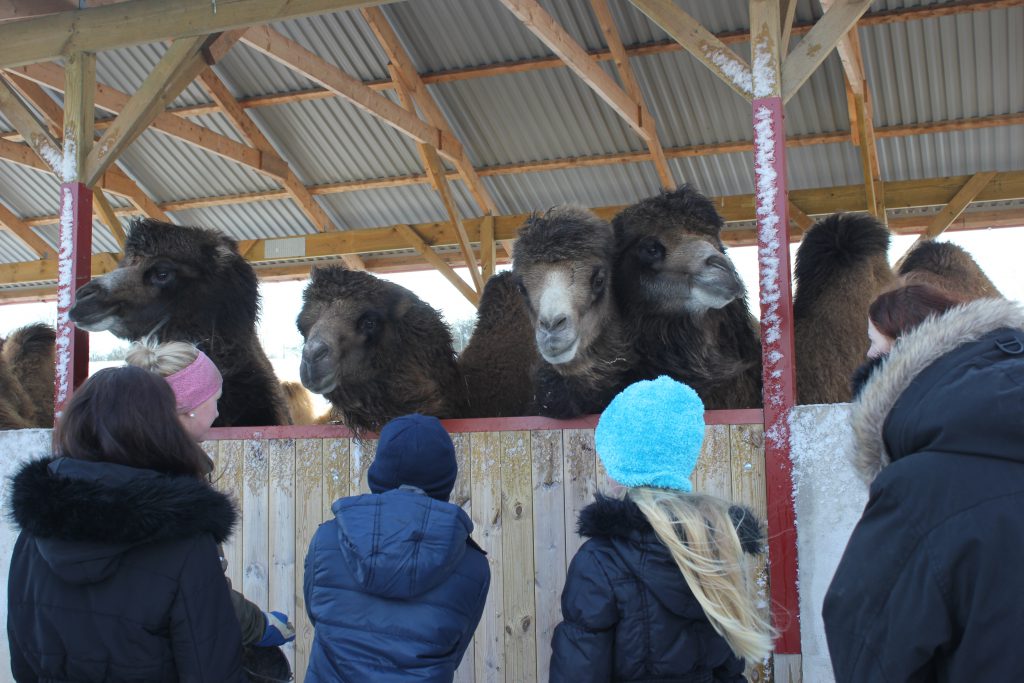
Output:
[
  {"xmin": 8, "ymin": 457, "xmax": 236, "ymax": 584},
  {"xmin": 851, "ymin": 297, "xmax": 1024, "ymax": 485}
]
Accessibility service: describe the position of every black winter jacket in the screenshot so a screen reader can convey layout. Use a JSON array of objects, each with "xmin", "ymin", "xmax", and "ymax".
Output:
[
  {"xmin": 823, "ymin": 298, "xmax": 1024, "ymax": 682},
  {"xmin": 550, "ymin": 495, "xmax": 762, "ymax": 683},
  {"xmin": 7, "ymin": 456, "xmax": 246, "ymax": 682}
]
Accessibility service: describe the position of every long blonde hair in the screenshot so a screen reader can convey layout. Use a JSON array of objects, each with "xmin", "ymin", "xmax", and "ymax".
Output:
[
  {"xmin": 125, "ymin": 337, "xmax": 199, "ymax": 378},
  {"xmin": 629, "ymin": 487, "xmax": 776, "ymax": 665}
]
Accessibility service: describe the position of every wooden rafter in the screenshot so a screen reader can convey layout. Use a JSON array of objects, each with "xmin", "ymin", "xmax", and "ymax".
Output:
[
  {"xmin": 361, "ymin": 6, "xmax": 513, "ymax": 258},
  {"xmin": 0, "ymin": 199, "xmax": 52, "ymax": 257},
  {"xmin": 196, "ymin": 67, "xmax": 365, "ymax": 270},
  {"xmin": 920, "ymin": 171, "xmax": 998, "ymax": 240},
  {"xmin": 396, "ymin": 224, "xmax": 478, "ymax": 306},
  {"xmin": 780, "ymin": 0, "xmax": 799, "ymax": 53},
  {"xmin": 787, "ymin": 200, "xmax": 813, "ymax": 232},
  {"xmin": 782, "ymin": 0, "xmax": 874, "ymax": 103},
  {"xmin": 92, "ymin": 186, "xmax": 127, "ymax": 249},
  {"xmin": 9, "ymin": 60, "xmax": 287, "ymax": 179},
  {"xmin": 630, "ymin": 0, "xmax": 753, "ymax": 101},
  {"xmin": 63, "ymin": 49, "xmax": 94, "ymax": 181},
  {"xmin": 386, "ymin": 62, "xmax": 483, "ymax": 295},
  {"xmin": 480, "ymin": 214, "xmax": 496, "ymax": 282},
  {"xmin": 0, "ymin": 74, "xmax": 63, "ymax": 174},
  {"xmin": 4, "ymin": 73, "xmax": 62, "ymax": 138},
  {"xmin": 0, "ymin": 0, "xmax": 127, "ymax": 23},
  {"xmin": 241, "ymin": 25, "xmax": 465, "ymax": 164},
  {"xmin": 589, "ymin": 0, "xmax": 674, "ymax": 189}
]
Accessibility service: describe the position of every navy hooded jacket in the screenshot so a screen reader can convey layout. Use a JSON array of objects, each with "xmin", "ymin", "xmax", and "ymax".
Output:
[
  {"xmin": 824, "ymin": 298, "xmax": 1024, "ymax": 681},
  {"xmin": 6, "ymin": 457, "xmax": 245, "ymax": 682},
  {"xmin": 303, "ymin": 488, "xmax": 490, "ymax": 682}
]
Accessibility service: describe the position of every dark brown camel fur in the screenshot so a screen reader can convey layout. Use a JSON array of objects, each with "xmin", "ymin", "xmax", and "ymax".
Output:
[
  {"xmin": 0, "ymin": 336, "xmax": 32, "ymax": 430},
  {"xmin": 513, "ymin": 206, "xmax": 635, "ymax": 418},
  {"xmin": 458, "ymin": 271, "xmax": 539, "ymax": 417},
  {"xmin": 69, "ymin": 219, "xmax": 289, "ymax": 427},
  {"xmin": 297, "ymin": 266, "xmax": 468, "ymax": 434},
  {"xmin": 612, "ymin": 186, "xmax": 762, "ymax": 410},
  {"xmin": 0, "ymin": 323, "xmax": 55, "ymax": 427},
  {"xmin": 898, "ymin": 239, "xmax": 1003, "ymax": 300},
  {"xmin": 793, "ymin": 213, "xmax": 895, "ymax": 405}
]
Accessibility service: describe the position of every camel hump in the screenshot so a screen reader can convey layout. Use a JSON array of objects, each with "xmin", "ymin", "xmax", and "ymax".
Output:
[
  {"xmin": 898, "ymin": 240, "xmax": 1002, "ymax": 300},
  {"xmin": 2, "ymin": 323, "xmax": 56, "ymax": 366},
  {"xmin": 795, "ymin": 213, "xmax": 890, "ymax": 283}
]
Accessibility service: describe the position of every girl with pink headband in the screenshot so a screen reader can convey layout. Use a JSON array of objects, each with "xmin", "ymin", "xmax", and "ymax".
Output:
[{"xmin": 125, "ymin": 339, "xmax": 296, "ymax": 655}]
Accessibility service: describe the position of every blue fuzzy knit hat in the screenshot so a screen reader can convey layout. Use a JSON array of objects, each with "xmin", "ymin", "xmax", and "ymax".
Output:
[{"xmin": 595, "ymin": 376, "xmax": 705, "ymax": 492}]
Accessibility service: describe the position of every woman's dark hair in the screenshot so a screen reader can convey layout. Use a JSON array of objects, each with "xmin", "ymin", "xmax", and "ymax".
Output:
[
  {"xmin": 869, "ymin": 283, "xmax": 965, "ymax": 340},
  {"xmin": 55, "ymin": 366, "xmax": 208, "ymax": 477}
]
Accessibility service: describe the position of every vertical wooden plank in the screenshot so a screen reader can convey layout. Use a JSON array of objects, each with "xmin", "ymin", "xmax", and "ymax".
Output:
[
  {"xmin": 562, "ymin": 429, "xmax": 596, "ymax": 563},
  {"xmin": 731, "ymin": 424, "xmax": 772, "ymax": 682},
  {"xmin": 501, "ymin": 432, "xmax": 536, "ymax": 683},
  {"xmin": 451, "ymin": 431, "xmax": 476, "ymax": 683},
  {"xmin": 214, "ymin": 440, "xmax": 244, "ymax": 590},
  {"xmin": 531, "ymin": 430, "xmax": 565, "ymax": 683},
  {"xmin": 294, "ymin": 438, "xmax": 323, "ymax": 683},
  {"xmin": 243, "ymin": 438, "xmax": 270, "ymax": 611},
  {"xmin": 692, "ymin": 424, "xmax": 732, "ymax": 499},
  {"xmin": 471, "ymin": 431, "xmax": 504, "ymax": 683},
  {"xmin": 774, "ymin": 653, "xmax": 803, "ymax": 683},
  {"xmin": 322, "ymin": 437, "xmax": 351, "ymax": 518},
  {"xmin": 594, "ymin": 444, "xmax": 615, "ymax": 495},
  {"xmin": 350, "ymin": 437, "xmax": 377, "ymax": 496},
  {"xmin": 269, "ymin": 438, "xmax": 296, "ymax": 670}
]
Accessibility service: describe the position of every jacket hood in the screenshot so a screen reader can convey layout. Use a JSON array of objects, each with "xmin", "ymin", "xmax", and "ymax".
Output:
[
  {"xmin": 578, "ymin": 495, "xmax": 763, "ymax": 619},
  {"xmin": 332, "ymin": 488, "xmax": 474, "ymax": 599},
  {"xmin": 851, "ymin": 297, "xmax": 1024, "ymax": 485},
  {"xmin": 8, "ymin": 457, "xmax": 236, "ymax": 584}
]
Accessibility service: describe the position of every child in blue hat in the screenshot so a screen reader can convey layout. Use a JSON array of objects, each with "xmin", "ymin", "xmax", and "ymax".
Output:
[{"xmin": 550, "ymin": 376, "xmax": 776, "ymax": 682}]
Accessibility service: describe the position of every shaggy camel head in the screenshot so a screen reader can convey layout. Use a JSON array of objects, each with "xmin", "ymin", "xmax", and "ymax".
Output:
[
  {"xmin": 297, "ymin": 266, "xmax": 454, "ymax": 396},
  {"xmin": 512, "ymin": 206, "xmax": 616, "ymax": 366},
  {"xmin": 69, "ymin": 219, "xmax": 258, "ymax": 340},
  {"xmin": 613, "ymin": 185, "xmax": 744, "ymax": 314}
]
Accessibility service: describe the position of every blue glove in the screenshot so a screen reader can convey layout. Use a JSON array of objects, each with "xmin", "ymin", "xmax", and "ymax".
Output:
[{"xmin": 255, "ymin": 610, "xmax": 296, "ymax": 647}]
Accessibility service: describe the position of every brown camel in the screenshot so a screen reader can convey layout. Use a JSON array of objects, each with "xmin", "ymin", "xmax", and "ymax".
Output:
[
  {"xmin": 898, "ymin": 239, "xmax": 1003, "ymax": 300},
  {"xmin": 0, "ymin": 323, "xmax": 55, "ymax": 427},
  {"xmin": 69, "ymin": 219, "xmax": 290, "ymax": 427},
  {"xmin": 281, "ymin": 380, "xmax": 318, "ymax": 425}
]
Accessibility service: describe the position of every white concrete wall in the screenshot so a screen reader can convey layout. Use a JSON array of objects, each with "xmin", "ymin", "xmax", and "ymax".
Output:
[
  {"xmin": 791, "ymin": 404, "xmax": 868, "ymax": 683},
  {"xmin": 1, "ymin": 429, "xmax": 53, "ymax": 671}
]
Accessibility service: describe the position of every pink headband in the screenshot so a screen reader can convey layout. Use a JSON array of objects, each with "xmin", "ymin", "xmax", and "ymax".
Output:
[{"xmin": 165, "ymin": 351, "xmax": 222, "ymax": 413}]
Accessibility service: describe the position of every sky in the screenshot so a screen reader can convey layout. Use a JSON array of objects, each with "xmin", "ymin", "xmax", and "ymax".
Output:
[{"xmin": 2, "ymin": 226, "xmax": 1022, "ymax": 389}]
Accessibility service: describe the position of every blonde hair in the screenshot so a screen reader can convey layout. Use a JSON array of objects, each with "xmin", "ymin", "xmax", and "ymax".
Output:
[
  {"xmin": 629, "ymin": 487, "xmax": 776, "ymax": 666},
  {"xmin": 125, "ymin": 338, "xmax": 200, "ymax": 378}
]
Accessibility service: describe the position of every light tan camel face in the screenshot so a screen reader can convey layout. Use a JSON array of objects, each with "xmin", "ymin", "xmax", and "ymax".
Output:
[
  {"xmin": 622, "ymin": 230, "xmax": 745, "ymax": 314},
  {"xmin": 514, "ymin": 257, "xmax": 611, "ymax": 365}
]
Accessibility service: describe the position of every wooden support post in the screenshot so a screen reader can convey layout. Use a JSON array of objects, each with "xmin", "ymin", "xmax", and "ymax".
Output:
[
  {"xmin": 93, "ymin": 186, "xmax": 126, "ymax": 250},
  {"xmin": 480, "ymin": 213, "xmax": 496, "ymax": 282},
  {"xmin": 750, "ymin": 0, "xmax": 800, "ymax": 657}
]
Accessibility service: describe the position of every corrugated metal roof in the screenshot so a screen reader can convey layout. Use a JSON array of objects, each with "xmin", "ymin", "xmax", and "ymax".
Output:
[{"xmin": 0, "ymin": 0, "xmax": 1021, "ymax": 272}]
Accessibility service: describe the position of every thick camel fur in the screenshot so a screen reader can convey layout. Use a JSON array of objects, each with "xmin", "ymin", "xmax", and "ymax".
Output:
[
  {"xmin": 281, "ymin": 380, "xmax": 318, "ymax": 425},
  {"xmin": 68, "ymin": 219, "xmax": 289, "ymax": 427},
  {"xmin": 793, "ymin": 213, "xmax": 895, "ymax": 404},
  {"xmin": 513, "ymin": 206, "xmax": 635, "ymax": 418},
  {"xmin": 298, "ymin": 266, "xmax": 467, "ymax": 434},
  {"xmin": 612, "ymin": 186, "xmax": 762, "ymax": 409},
  {"xmin": 1, "ymin": 323, "xmax": 55, "ymax": 427},
  {"xmin": 458, "ymin": 272, "xmax": 539, "ymax": 417},
  {"xmin": 898, "ymin": 239, "xmax": 1003, "ymax": 300}
]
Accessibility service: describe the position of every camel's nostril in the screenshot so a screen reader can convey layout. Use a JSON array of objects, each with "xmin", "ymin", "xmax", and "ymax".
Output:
[
  {"xmin": 74, "ymin": 282, "xmax": 100, "ymax": 301},
  {"xmin": 540, "ymin": 314, "xmax": 568, "ymax": 333},
  {"xmin": 303, "ymin": 339, "xmax": 329, "ymax": 363}
]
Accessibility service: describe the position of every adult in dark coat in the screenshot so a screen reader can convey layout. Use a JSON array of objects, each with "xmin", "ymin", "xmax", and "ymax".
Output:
[
  {"xmin": 823, "ymin": 297, "xmax": 1024, "ymax": 682},
  {"xmin": 304, "ymin": 413, "xmax": 490, "ymax": 682},
  {"xmin": 6, "ymin": 366, "xmax": 245, "ymax": 682}
]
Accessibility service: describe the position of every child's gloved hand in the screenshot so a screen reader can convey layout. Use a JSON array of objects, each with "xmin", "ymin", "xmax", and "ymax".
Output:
[{"xmin": 255, "ymin": 610, "xmax": 296, "ymax": 647}]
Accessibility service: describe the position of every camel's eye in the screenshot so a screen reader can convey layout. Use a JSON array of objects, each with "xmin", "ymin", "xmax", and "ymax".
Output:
[
  {"xmin": 357, "ymin": 311, "xmax": 382, "ymax": 338},
  {"xmin": 514, "ymin": 277, "xmax": 529, "ymax": 299},
  {"xmin": 636, "ymin": 238, "xmax": 665, "ymax": 265},
  {"xmin": 147, "ymin": 264, "xmax": 176, "ymax": 287},
  {"xmin": 591, "ymin": 266, "xmax": 606, "ymax": 294}
]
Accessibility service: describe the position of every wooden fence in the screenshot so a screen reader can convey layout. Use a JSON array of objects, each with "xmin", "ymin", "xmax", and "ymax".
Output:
[{"xmin": 201, "ymin": 412, "xmax": 776, "ymax": 683}]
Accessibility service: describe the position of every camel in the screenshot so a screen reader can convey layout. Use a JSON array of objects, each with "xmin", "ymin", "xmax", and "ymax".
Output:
[
  {"xmin": 898, "ymin": 239, "xmax": 1003, "ymax": 300},
  {"xmin": 281, "ymin": 380, "xmax": 318, "ymax": 425},
  {"xmin": 458, "ymin": 271, "xmax": 539, "ymax": 417},
  {"xmin": 0, "ymin": 323, "xmax": 55, "ymax": 427},
  {"xmin": 612, "ymin": 186, "xmax": 762, "ymax": 409},
  {"xmin": 512, "ymin": 206, "xmax": 635, "ymax": 418},
  {"xmin": 793, "ymin": 213, "xmax": 895, "ymax": 404},
  {"xmin": 0, "ymin": 337, "xmax": 32, "ymax": 430},
  {"xmin": 297, "ymin": 266, "xmax": 468, "ymax": 433},
  {"xmin": 69, "ymin": 219, "xmax": 290, "ymax": 427}
]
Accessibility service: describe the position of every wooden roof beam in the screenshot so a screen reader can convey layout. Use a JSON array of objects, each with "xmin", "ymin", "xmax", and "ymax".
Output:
[
  {"xmin": 782, "ymin": 0, "xmax": 874, "ymax": 103},
  {"xmin": 92, "ymin": 186, "xmax": 127, "ymax": 249},
  {"xmin": 780, "ymin": 0, "xmax": 799, "ymax": 53},
  {"xmin": 0, "ymin": 198, "xmax": 53, "ymax": 257},
  {"xmin": 630, "ymin": 0, "xmax": 753, "ymax": 101},
  {"xmin": 0, "ymin": 74, "xmax": 63, "ymax": 175},
  {"xmin": 396, "ymin": 224, "xmax": 478, "ymax": 306},
  {"xmin": 590, "ymin": 0, "xmax": 674, "ymax": 189},
  {"xmin": 9, "ymin": 59, "xmax": 286, "ymax": 179},
  {"xmin": 196, "ymin": 66, "xmax": 365, "ymax": 270},
  {"xmin": 241, "ymin": 25, "xmax": 465, "ymax": 165}
]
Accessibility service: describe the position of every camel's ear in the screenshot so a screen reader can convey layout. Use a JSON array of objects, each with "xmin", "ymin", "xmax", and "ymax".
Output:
[{"xmin": 215, "ymin": 244, "xmax": 236, "ymax": 263}]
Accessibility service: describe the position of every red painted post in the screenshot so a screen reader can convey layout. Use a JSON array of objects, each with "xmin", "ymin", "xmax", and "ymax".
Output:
[
  {"xmin": 54, "ymin": 181, "xmax": 92, "ymax": 419},
  {"xmin": 752, "ymin": 97, "xmax": 800, "ymax": 653}
]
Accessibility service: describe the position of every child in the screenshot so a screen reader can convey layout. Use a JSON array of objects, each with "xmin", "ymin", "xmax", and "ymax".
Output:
[{"xmin": 550, "ymin": 376, "xmax": 776, "ymax": 682}]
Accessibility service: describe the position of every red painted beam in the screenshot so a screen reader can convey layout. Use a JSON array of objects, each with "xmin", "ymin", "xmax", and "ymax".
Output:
[
  {"xmin": 54, "ymin": 181, "xmax": 91, "ymax": 419},
  {"xmin": 752, "ymin": 96, "xmax": 800, "ymax": 653}
]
